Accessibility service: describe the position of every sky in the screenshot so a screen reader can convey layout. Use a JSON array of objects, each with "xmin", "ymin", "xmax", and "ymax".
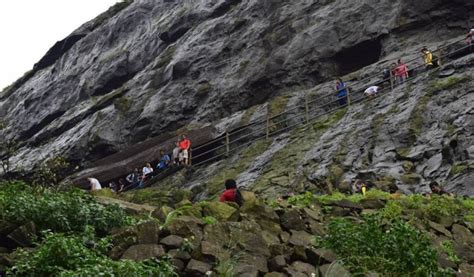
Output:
[{"xmin": 0, "ymin": 0, "xmax": 120, "ymax": 91}]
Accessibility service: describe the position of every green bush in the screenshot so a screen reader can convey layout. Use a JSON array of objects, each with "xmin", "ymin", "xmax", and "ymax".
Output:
[
  {"xmin": 380, "ymin": 201, "xmax": 403, "ymax": 221},
  {"xmin": 318, "ymin": 215, "xmax": 441, "ymax": 275},
  {"xmin": 0, "ymin": 181, "xmax": 130, "ymax": 234},
  {"xmin": 423, "ymin": 195, "xmax": 462, "ymax": 221},
  {"xmin": 8, "ymin": 232, "xmax": 176, "ymax": 277}
]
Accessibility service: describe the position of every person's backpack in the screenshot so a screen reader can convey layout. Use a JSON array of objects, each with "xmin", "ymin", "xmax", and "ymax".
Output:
[{"xmin": 235, "ymin": 189, "xmax": 244, "ymax": 206}]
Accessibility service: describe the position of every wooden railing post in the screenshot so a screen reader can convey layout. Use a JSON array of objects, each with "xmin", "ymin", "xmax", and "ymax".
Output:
[
  {"xmin": 225, "ymin": 132, "xmax": 230, "ymax": 156},
  {"xmin": 304, "ymin": 94, "xmax": 309, "ymax": 124},
  {"xmin": 346, "ymin": 87, "xmax": 351, "ymax": 107},
  {"xmin": 389, "ymin": 70, "xmax": 394, "ymax": 91},
  {"xmin": 266, "ymin": 115, "xmax": 270, "ymax": 140}
]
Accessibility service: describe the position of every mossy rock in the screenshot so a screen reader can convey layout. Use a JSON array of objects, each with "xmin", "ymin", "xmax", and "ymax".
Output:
[
  {"xmin": 201, "ymin": 201, "xmax": 239, "ymax": 222},
  {"xmin": 403, "ymin": 161, "xmax": 415, "ymax": 173},
  {"xmin": 151, "ymin": 206, "xmax": 174, "ymax": 222},
  {"xmin": 400, "ymin": 173, "xmax": 422, "ymax": 185}
]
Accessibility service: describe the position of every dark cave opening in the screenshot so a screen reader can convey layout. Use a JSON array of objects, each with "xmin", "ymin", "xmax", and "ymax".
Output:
[{"xmin": 334, "ymin": 39, "xmax": 383, "ymax": 76}]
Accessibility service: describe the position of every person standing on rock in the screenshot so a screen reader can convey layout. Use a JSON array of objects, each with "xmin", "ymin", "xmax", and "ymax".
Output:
[
  {"xmin": 172, "ymin": 141, "xmax": 181, "ymax": 166},
  {"xmin": 219, "ymin": 179, "xmax": 243, "ymax": 205},
  {"xmin": 87, "ymin": 177, "xmax": 102, "ymax": 191},
  {"xmin": 395, "ymin": 59, "xmax": 409, "ymax": 84},
  {"xmin": 335, "ymin": 79, "xmax": 348, "ymax": 106},
  {"xmin": 179, "ymin": 134, "xmax": 191, "ymax": 166}
]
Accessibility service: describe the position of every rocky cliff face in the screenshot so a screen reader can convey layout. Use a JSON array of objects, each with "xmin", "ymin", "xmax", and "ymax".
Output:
[{"xmin": 0, "ymin": 0, "xmax": 473, "ymax": 194}]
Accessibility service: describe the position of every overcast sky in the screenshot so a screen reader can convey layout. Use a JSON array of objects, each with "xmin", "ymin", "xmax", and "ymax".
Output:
[{"xmin": 0, "ymin": 0, "xmax": 120, "ymax": 91}]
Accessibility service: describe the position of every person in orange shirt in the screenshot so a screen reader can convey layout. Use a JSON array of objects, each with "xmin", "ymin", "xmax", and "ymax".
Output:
[{"xmin": 179, "ymin": 134, "xmax": 191, "ymax": 166}]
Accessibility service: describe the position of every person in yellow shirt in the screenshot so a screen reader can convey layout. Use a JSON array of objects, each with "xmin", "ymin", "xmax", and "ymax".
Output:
[{"xmin": 421, "ymin": 47, "xmax": 433, "ymax": 68}]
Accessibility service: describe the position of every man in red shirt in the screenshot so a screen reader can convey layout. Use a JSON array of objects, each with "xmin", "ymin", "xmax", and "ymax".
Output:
[
  {"xmin": 219, "ymin": 179, "xmax": 237, "ymax": 203},
  {"xmin": 179, "ymin": 134, "xmax": 191, "ymax": 166}
]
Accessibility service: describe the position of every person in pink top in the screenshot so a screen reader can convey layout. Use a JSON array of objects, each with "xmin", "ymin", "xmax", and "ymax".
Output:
[{"xmin": 395, "ymin": 59, "xmax": 409, "ymax": 85}]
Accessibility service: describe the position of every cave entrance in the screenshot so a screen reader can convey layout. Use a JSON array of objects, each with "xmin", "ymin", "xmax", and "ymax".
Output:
[{"xmin": 334, "ymin": 39, "xmax": 382, "ymax": 76}]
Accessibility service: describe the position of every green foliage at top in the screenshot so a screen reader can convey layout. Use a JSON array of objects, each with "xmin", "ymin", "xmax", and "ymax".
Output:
[
  {"xmin": 202, "ymin": 216, "xmax": 218, "ymax": 225},
  {"xmin": 0, "ymin": 181, "xmax": 130, "ymax": 234},
  {"xmin": 379, "ymin": 201, "xmax": 403, "ymax": 221},
  {"xmin": 317, "ymin": 215, "xmax": 442, "ymax": 275},
  {"xmin": 288, "ymin": 191, "xmax": 315, "ymax": 207},
  {"xmin": 8, "ymin": 231, "xmax": 176, "ymax": 277}
]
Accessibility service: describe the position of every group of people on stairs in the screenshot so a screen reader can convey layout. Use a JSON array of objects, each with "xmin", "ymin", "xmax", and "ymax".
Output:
[
  {"xmin": 87, "ymin": 135, "xmax": 192, "ymax": 192},
  {"xmin": 335, "ymin": 27, "xmax": 474, "ymax": 105}
]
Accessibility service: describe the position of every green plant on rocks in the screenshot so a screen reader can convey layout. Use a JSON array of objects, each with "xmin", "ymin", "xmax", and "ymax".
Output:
[
  {"xmin": 441, "ymin": 240, "xmax": 461, "ymax": 264},
  {"xmin": 8, "ymin": 231, "xmax": 177, "ymax": 277},
  {"xmin": 317, "ymin": 215, "xmax": 442, "ymax": 275},
  {"xmin": 0, "ymin": 181, "xmax": 131, "ymax": 234}
]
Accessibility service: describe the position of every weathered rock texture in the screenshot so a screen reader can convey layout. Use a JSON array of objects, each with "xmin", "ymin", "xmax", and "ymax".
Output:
[{"xmin": 0, "ymin": 0, "xmax": 473, "ymax": 194}]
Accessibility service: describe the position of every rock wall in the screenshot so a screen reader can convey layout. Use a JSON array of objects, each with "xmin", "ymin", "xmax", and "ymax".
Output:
[{"xmin": 0, "ymin": 0, "xmax": 472, "ymax": 176}]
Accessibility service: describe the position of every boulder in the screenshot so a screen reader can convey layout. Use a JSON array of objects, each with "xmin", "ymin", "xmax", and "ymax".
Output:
[
  {"xmin": 269, "ymin": 255, "xmax": 287, "ymax": 271},
  {"xmin": 264, "ymin": 273, "xmax": 288, "ymax": 277},
  {"xmin": 160, "ymin": 235, "xmax": 184, "ymax": 249},
  {"xmin": 359, "ymin": 199, "xmax": 386, "ymax": 209},
  {"xmin": 458, "ymin": 263, "xmax": 474, "ymax": 277},
  {"xmin": 306, "ymin": 248, "xmax": 338, "ymax": 265},
  {"xmin": 165, "ymin": 216, "xmax": 204, "ymax": 243},
  {"xmin": 7, "ymin": 222, "xmax": 36, "ymax": 247},
  {"xmin": 270, "ymin": 244, "xmax": 294, "ymax": 257},
  {"xmin": 288, "ymin": 230, "xmax": 312, "ymax": 247},
  {"xmin": 284, "ymin": 261, "xmax": 317, "ymax": 277},
  {"xmin": 121, "ymin": 244, "xmax": 165, "ymax": 261},
  {"xmin": 136, "ymin": 221, "xmax": 160, "ymax": 244},
  {"xmin": 280, "ymin": 209, "xmax": 306, "ymax": 231},
  {"xmin": 452, "ymin": 224, "xmax": 473, "ymax": 246},
  {"xmin": 201, "ymin": 201, "xmax": 239, "ymax": 222},
  {"xmin": 151, "ymin": 205, "xmax": 174, "ymax": 222},
  {"xmin": 168, "ymin": 249, "xmax": 191, "ymax": 261},
  {"xmin": 319, "ymin": 262, "xmax": 351, "ymax": 277},
  {"xmin": 236, "ymin": 254, "xmax": 269, "ymax": 273},
  {"xmin": 454, "ymin": 243, "xmax": 474, "ymax": 263},
  {"xmin": 109, "ymin": 226, "xmax": 137, "ymax": 260},
  {"xmin": 200, "ymin": 240, "xmax": 230, "ymax": 262},
  {"xmin": 185, "ymin": 259, "xmax": 212, "ymax": 276},
  {"xmin": 291, "ymin": 245, "xmax": 308, "ymax": 262},
  {"xmin": 330, "ymin": 199, "xmax": 363, "ymax": 211},
  {"xmin": 302, "ymin": 207, "xmax": 322, "ymax": 222},
  {"xmin": 429, "ymin": 221, "xmax": 453, "ymax": 238}
]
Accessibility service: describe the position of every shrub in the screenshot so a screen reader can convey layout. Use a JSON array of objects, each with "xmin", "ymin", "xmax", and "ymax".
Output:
[
  {"xmin": 8, "ymin": 232, "xmax": 176, "ymax": 276},
  {"xmin": 380, "ymin": 201, "xmax": 403, "ymax": 221},
  {"xmin": 423, "ymin": 195, "xmax": 462, "ymax": 221},
  {"xmin": 0, "ymin": 181, "xmax": 130, "ymax": 234},
  {"xmin": 318, "ymin": 215, "xmax": 441, "ymax": 275},
  {"xmin": 288, "ymin": 191, "xmax": 315, "ymax": 207}
]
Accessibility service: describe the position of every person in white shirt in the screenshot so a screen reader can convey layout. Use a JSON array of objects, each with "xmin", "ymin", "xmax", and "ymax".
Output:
[
  {"xmin": 364, "ymin": 86, "xmax": 379, "ymax": 98},
  {"xmin": 143, "ymin": 163, "xmax": 153, "ymax": 177},
  {"xmin": 87, "ymin": 177, "xmax": 102, "ymax": 191}
]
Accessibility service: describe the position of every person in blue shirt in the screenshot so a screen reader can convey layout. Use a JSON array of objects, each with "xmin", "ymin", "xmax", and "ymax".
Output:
[
  {"xmin": 336, "ymin": 79, "xmax": 348, "ymax": 106},
  {"xmin": 157, "ymin": 149, "xmax": 171, "ymax": 171}
]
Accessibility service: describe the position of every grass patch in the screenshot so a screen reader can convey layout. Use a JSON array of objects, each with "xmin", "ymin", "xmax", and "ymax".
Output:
[
  {"xmin": 450, "ymin": 162, "xmax": 472, "ymax": 176},
  {"xmin": 428, "ymin": 75, "xmax": 470, "ymax": 93}
]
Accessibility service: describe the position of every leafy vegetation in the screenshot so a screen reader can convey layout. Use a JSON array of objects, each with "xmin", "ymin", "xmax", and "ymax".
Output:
[
  {"xmin": 9, "ymin": 231, "xmax": 176, "ymax": 277},
  {"xmin": 316, "ymin": 215, "xmax": 442, "ymax": 275},
  {"xmin": 0, "ymin": 181, "xmax": 131, "ymax": 234},
  {"xmin": 441, "ymin": 240, "xmax": 461, "ymax": 264}
]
